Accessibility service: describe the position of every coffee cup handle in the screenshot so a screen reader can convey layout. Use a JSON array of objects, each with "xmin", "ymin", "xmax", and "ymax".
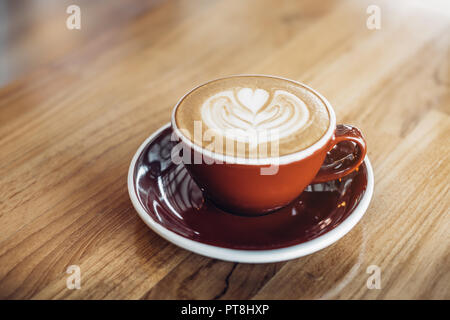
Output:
[{"xmin": 311, "ymin": 124, "xmax": 367, "ymax": 184}]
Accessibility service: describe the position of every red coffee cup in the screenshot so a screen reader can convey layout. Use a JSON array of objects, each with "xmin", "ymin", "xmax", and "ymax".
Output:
[{"xmin": 171, "ymin": 78, "xmax": 367, "ymax": 215}]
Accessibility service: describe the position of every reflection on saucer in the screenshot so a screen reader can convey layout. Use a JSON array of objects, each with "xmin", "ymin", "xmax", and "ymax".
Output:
[{"xmin": 132, "ymin": 126, "xmax": 369, "ymax": 251}]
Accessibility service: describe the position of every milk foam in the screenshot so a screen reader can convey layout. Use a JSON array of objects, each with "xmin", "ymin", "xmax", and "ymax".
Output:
[
  {"xmin": 201, "ymin": 88, "xmax": 310, "ymax": 144},
  {"xmin": 174, "ymin": 76, "xmax": 330, "ymax": 158}
]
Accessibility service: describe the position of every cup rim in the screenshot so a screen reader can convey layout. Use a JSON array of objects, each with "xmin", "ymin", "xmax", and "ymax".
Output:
[{"xmin": 170, "ymin": 74, "xmax": 337, "ymax": 165}]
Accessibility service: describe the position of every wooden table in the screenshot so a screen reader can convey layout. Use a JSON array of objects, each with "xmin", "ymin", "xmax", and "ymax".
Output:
[{"xmin": 0, "ymin": 0, "xmax": 449, "ymax": 300}]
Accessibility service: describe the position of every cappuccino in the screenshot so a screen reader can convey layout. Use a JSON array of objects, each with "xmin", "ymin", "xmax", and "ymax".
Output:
[{"xmin": 174, "ymin": 75, "xmax": 330, "ymax": 158}]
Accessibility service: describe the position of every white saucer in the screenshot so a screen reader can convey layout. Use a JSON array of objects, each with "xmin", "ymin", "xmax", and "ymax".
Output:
[{"xmin": 128, "ymin": 123, "xmax": 374, "ymax": 263}]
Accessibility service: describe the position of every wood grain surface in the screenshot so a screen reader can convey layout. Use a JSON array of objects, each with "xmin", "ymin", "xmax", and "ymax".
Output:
[{"xmin": 0, "ymin": 0, "xmax": 449, "ymax": 299}]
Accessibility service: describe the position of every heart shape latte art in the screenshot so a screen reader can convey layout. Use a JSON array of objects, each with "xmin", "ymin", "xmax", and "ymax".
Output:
[{"xmin": 201, "ymin": 88, "xmax": 310, "ymax": 144}]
